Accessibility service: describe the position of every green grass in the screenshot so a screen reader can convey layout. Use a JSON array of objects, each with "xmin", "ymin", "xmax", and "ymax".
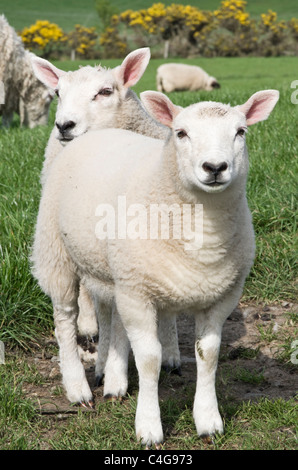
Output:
[
  {"xmin": 0, "ymin": 56, "xmax": 297, "ymax": 450},
  {"xmin": 1, "ymin": 0, "xmax": 297, "ymax": 31}
]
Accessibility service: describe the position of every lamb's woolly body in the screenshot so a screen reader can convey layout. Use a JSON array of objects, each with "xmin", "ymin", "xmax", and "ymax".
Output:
[
  {"xmin": 157, "ymin": 62, "xmax": 220, "ymax": 93},
  {"xmin": 0, "ymin": 15, "xmax": 53, "ymax": 127}
]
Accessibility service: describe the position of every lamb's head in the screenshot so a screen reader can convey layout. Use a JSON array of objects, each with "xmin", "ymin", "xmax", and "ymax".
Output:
[
  {"xmin": 141, "ymin": 90, "xmax": 279, "ymax": 194},
  {"xmin": 31, "ymin": 48, "xmax": 150, "ymax": 142},
  {"xmin": 206, "ymin": 76, "xmax": 220, "ymax": 90}
]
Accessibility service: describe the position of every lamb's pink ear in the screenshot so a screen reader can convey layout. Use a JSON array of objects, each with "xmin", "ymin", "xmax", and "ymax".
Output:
[
  {"xmin": 140, "ymin": 91, "xmax": 182, "ymax": 128},
  {"xmin": 237, "ymin": 90, "xmax": 279, "ymax": 126},
  {"xmin": 31, "ymin": 56, "xmax": 66, "ymax": 89},
  {"xmin": 117, "ymin": 48, "xmax": 150, "ymax": 88}
]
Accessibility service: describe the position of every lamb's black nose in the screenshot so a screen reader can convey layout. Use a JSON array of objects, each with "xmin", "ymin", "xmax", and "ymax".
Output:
[
  {"xmin": 202, "ymin": 162, "xmax": 228, "ymax": 177},
  {"xmin": 56, "ymin": 120, "xmax": 76, "ymax": 134}
]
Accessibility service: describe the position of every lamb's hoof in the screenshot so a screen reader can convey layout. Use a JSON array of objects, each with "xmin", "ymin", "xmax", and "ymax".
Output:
[
  {"xmin": 104, "ymin": 393, "xmax": 123, "ymax": 403},
  {"xmin": 145, "ymin": 442, "xmax": 163, "ymax": 450},
  {"xmin": 95, "ymin": 374, "xmax": 104, "ymax": 387},
  {"xmin": 201, "ymin": 434, "xmax": 215, "ymax": 445},
  {"xmin": 79, "ymin": 399, "xmax": 95, "ymax": 409},
  {"xmin": 162, "ymin": 364, "xmax": 182, "ymax": 376}
]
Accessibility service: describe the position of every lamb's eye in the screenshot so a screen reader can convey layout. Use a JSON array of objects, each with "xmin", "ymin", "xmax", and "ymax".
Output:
[
  {"xmin": 176, "ymin": 129, "xmax": 187, "ymax": 139},
  {"xmin": 55, "ymin": 89, "xmax": 59, "ymax": 97},
  {"xmin": 97, "ymin": 88, "xmax": 113, "ymax": 97},
  {"xmin": 236, "ymin": 127, "xmax": 246, "ymax": 137}
]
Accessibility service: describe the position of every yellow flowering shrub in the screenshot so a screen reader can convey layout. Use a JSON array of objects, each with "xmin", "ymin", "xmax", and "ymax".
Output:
[
  {"xmin": 99, "ymin": 16, "xmax": 128, "ymax": 59},
  {"xmin": 214, "ymin": 0, "xmax": 251, "ymax": 29},
  {"xmin": 114, "ymin": 1, "xmax": 297, "ymax": 57},
  {"xmin": 21, "ymin": 20, "xmax": 66, "ymax": 58},
  {"xmin": 19, "ymin": 2, "xmax": 298, "ymax": 59},
  {"xmin": 67, "ymin": 25, "xmax": 98, "ymax": 59},
  {"xmin": 258, "ymin": 9, "xmax": 296, "ymax": 56}
]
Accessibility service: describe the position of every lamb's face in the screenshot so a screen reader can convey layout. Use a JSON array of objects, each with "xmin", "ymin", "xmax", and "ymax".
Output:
[
  {"xmin": 172, "ymin": 102, "xmax": 248, "ymax": 194},
  {"xmin": 54, "ymin": 66, "xmax": 123, "ymax": 142}
]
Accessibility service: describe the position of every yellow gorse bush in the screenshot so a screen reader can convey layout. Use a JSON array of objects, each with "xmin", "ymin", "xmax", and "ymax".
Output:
[
  {"xmin": 21, "ymin": 20, "xmax": 99, "ymax": 59},
  {"xmin": 119, "ymin": 3, "xmax": 208, "ymax": 37},
  {"xmin": 67, "ymin": 25, "xmax": 98, "ymax": 58},
  {"xmin": 19, "ymin": 2, "xmax": 298, "ymax": 59},
  {"xmin": 21, "ymin": 20, "xmax": 66, "ymax": 57}
]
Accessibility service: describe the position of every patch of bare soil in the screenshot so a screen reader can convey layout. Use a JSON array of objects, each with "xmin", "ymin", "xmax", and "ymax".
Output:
[{"xmin": 23, "ymin": 302, "xmax": 297, "ymax": 417}]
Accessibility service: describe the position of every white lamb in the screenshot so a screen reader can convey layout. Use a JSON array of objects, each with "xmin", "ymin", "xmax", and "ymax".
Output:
[
  {"xmin": 31, "ymin": 48, "xmax": 180, "ymax": 382},
  {"xmin": 31, "ymin": 87, "xmax": 278, "ymax": 446},
  {"xmin": 156, "ymin": 62, "xmax": 220, "ymax": 93},
  {"xmin": 0, "ymin": 15, "xmax": 54, "ymax": 128}
]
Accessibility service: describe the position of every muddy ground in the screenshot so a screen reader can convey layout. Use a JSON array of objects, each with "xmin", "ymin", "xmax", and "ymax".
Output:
[{"xmin": 23, "ymin": 301, "xmax": 297, "ymax": 417}]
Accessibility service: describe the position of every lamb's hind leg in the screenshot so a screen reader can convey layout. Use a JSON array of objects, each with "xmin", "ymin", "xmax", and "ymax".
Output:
[
  {"xmin": 158, "ymin": 312, "xmax": 181, "ymax": 375},
  {"xmin": 31, "ymin": 192, "xmax": 93, "ymax": 406},
  {"xmin": 33, "ymin": 248, "xmax": 93, "ymax": 405},
  {"xmin": 54, "ymin": 290, "xmax": 94, "ymax": 407}
]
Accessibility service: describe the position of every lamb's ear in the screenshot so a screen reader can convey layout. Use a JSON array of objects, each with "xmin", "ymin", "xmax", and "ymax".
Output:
[
  {"xmin": 117, "ymin": 47, "xmax": 150, "ymax": 88},
  {"xmin": 31, "ymin": 56, "xmax": 66, "ymax": 89},
  {"xmin": 140, "ymin": 91, "xmax": 182, "ymax": 128},
  {"xmin": 237, "ymin": 90, "xmax": 279, "ymax": 126}
]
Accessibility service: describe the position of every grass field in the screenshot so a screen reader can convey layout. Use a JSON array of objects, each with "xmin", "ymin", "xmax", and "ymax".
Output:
[
  {"xmin": 1, "ymin": 0, "xmax": 297, "ymax": 31},
  {"xmin": 0, "ymin": 55, "xmax": 297, "ymax": 450}
]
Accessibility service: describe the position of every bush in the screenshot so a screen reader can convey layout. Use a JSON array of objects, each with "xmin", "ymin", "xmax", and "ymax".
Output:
[
  {"xmin": 19, "ymin": 2, "xmax": 298, "ymax": 59},
  {"xmin": 105, "ymin": 1, "xmax": 298, "ymax": 58},
  {"xmin": 67, "ymin": 25, "xmax": 99, "ymax": 60},
  {"xmin": 21, "ymin": 20, "xmax": 66, "ymax": 59}
]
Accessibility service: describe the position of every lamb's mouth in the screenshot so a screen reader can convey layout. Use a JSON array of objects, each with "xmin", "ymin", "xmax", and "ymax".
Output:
[
  {"xmin": 58, "ymin": 129, "xmax": 88, "ymax": 143},
  {"xmin": 205, "ymin": 181, "xmax": 226, "ymax": 187},
  {"xmin": 198, "ymin": 179, "xmax": 230, "ymax": 192},
  {"xmin": 59, "ymin": 136, "xmax": 74, "ymax": 143}
]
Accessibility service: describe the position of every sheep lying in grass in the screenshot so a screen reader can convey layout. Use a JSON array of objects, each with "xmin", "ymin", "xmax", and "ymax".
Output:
[
  {"xmin": 31, "ymin": 88, "xmax": 278, "ymax": 446},
  {"xmin": 32, "ymin": 48, "xmax": 181, "ymax": 381},
  {"xmin": 156, "ymin": 62, "xmax": 220, "ymax": 93},
  {"xmin": 0, "ymin": 15, "xmax": 54, "ymax": 128}
]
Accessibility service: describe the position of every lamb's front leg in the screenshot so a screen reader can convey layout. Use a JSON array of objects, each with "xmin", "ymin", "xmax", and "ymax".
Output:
[
  {"xmin": 193, "ymin": 289, "xmax": 243, "ymax": 437},
  {"xmin": 116, "ymin": 290, "xmax": 163, "ymax": 448}
]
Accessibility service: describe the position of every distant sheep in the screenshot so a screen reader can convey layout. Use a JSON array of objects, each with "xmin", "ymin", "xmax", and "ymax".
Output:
[
  {"xmin": 157, "ymin": 62, "xmax": 220, "ymax": 93},
  {"xmin": 31, "ymin": 88, "xmax": 279, "ymax": 447},
  {"xmin": 0, "ymin": 15, "xmax": 53, "ymax": 128},
  {"xmin": 32, "ymin": 48, "xmax": 180, "ymax": 383}
]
